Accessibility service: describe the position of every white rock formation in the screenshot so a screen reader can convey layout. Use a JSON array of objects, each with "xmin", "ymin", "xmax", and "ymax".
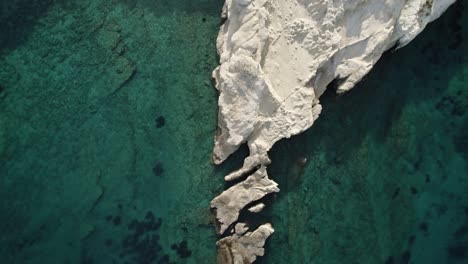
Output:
[
  {"xmin": 248, "ymin": 203, "xmax": 266, "ymax": 213},
  {"xmin": 212, "ymin": 0, "xmax": 456, "ymax": 176},
  {"xmin": 211, "ymin": 166, "xmax": 279, "ymax": 234},
  {"xmin": 211, "ymin": 0, "xmax": 456, "ymax": 262},
  {"xmin": 216, "ymin": 223, "xmax": 274, "ymax": 264}
]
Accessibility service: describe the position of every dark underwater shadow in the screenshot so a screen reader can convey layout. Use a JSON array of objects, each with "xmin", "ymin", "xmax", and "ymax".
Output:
[
  {"xmin": 0, "ymin": 0, "xmax": 224, "ymax": 55},
  {"xmin": 121, "ymin": 0, "xmax": 223, "ymax": 16},
  {"xmin": 0, "ymin": 0, "xmax": 56, "ymax": 52}
]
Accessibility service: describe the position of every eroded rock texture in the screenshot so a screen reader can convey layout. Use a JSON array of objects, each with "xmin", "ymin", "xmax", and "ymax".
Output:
[
  {"xmin": 216, "ymin": 223, "xmax": 274, "ymax": 264},
  {"xmin": 211, "ymin": 0, "xmax": 456, "ymax": 262},
  {"xmin": 211, "ymin": 166, "xmax": 279, "ymax": 234},
  {"xmin": 213, "ymin": 0, "xmax": 455, "ymax": 174}
]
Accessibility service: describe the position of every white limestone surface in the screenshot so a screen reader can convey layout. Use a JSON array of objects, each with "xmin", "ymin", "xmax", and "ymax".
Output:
[
  {"xmin": 216, "ymin": 223, "xmax": 274, "ymax": 264},
  {"xmin": 211, "ymin": 166, "xmax": 279, "ymax": 234},
  {"xmin": 248, "ymin": 203, "xmax": 266, "ymax": 213},
  {"xmin": 212, "ymin": 0, "xmax": 456, "ymax": 176},
  {"xmin": 211, "ymin": 0, "xmax": 456, "ymax": 263}
]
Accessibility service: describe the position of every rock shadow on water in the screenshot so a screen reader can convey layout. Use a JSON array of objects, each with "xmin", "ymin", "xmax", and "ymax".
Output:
[{"xmin": 268, "ymin": 0, "xmax": 467, "ymax": 203}]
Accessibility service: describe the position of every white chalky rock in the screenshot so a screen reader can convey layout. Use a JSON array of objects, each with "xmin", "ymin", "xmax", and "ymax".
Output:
[
  {"xmin": 213, "ymin": 0, "xmax": 456, "ymax": 173},
  {"xmin": 216, "ymin": 223, "xmax": 274, "ymax": 264},
  {"xmin": 211, "ymin": 0, "xmax": 456, "ymax": 262},
  {"xmin": 211, "ymin": 166, "xmax": 279, "ymax": 234},
  {"xmin": 248, "ymin": 203, "xmax": 266, "ymax": 213}
]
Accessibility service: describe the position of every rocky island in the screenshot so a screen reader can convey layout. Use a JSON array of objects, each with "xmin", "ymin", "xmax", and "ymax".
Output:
[{"xmin": 210, "ymin": 0, "xmax": 456, "ymax": 262}]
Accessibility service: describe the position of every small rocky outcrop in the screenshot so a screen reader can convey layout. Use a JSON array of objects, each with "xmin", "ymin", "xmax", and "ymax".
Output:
[
  {"xmin": 211, "ymin": 166, "xmax": 279, "ymax": 234},
  {"xmin": 216, "ymin": 223, "xmax": 274, "ymax": 264}
]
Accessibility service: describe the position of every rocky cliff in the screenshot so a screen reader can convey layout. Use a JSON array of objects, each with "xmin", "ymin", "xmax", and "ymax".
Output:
[{"xmin": 211, "ymin": 0, "xmax": 456, "ymax": 263}]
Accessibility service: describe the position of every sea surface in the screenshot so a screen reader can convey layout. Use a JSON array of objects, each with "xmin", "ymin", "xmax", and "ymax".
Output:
[{"xmin": 0, "ymin": 1, "xmax": 466, "ymax": 264}]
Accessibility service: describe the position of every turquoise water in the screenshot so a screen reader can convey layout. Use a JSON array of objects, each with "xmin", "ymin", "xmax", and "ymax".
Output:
[
  {"xmin": 0, "ymin": 1, "xmax": 233, "ymax": 263},
  {"xmin": 0, "ymin": 1, "xmax": 467, "ymax": 264}
]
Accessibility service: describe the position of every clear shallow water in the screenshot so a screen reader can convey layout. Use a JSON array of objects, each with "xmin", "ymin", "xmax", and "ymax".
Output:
[
  {"xmin": 0, "ymin": 1, "xmax": 234, "ymax": 263},
  {"xmin": 0, "ymin": 1, "xmax": 467, "ymax": 264}
]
